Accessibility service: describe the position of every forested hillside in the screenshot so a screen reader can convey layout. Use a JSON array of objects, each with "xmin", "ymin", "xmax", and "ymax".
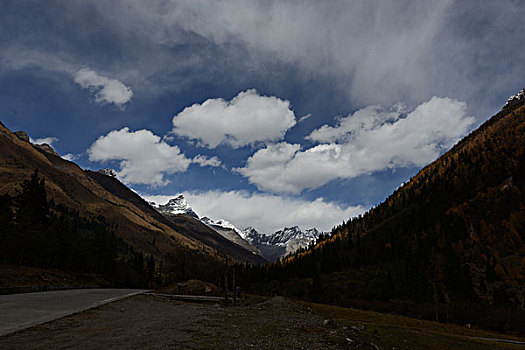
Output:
[
  {"xmin": 0, "ymin": 170, "xmax": 227, "ymax": 287},
  {"xmin": 241, "ymin": 99, "xmax": 525, "ymax": 332},
  {"xmin": 0, "ymin": 121, "xmax": 238, "ymax": 287}
]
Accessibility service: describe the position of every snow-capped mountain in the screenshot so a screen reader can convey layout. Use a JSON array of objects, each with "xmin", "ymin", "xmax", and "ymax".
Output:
[
  {"xmin": 242, "ymin": 226, "xmax": 321, "ymax": 261},
  {"xmin": 201, "ymin": 217, "xmax": 244, "ymax": 237},
  {"xmin": 504, "ymin": 88, "xmax": 525, "ymax": 109},
  {"xmin": 154, "ymin": 195, "xmax": 199, "ymax": 218},
  {"xmin": 151, "ymin": 195, "xmax": 261, "ymax": 256},
  {"xmin": 241, "ymin": 227, "xmax": 260, "ymax": 241},
  {"xmin": 150, "ymin": 195, "xmax": 321, "ymax": 261},
  {"xmin": 201, "ymin": 217, "xmax": 261, "ymax": 255}
]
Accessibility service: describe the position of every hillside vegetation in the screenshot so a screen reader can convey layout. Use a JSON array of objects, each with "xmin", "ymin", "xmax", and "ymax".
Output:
[
  {"xmin": 241, "ymin": 101, "xmax": 525, "ymax": 333},
  {"xmin": 0, "ymin": 170, "xmax": 226, "ymax": 287},
  {"xmin": 0, "ymin": 122, "xmax": 240, "ymax": 287}
]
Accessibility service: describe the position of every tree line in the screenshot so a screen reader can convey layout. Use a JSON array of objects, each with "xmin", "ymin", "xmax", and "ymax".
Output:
[
  {"xmin": 0, "ymin": 169, "xmax": 229, "ymax": 288},
  {"xmin": 0, "ymin": 170, "xmax": 156, "ymax": 287}
]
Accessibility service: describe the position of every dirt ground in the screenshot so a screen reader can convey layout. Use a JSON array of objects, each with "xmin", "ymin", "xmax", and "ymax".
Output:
[
  {"xmin": 0, "ymin": 265, "xmax": 108, "ymax": 288},
  {"xmin": 1, "ymin": 294, "xmax": 523, "ymax": 350}
]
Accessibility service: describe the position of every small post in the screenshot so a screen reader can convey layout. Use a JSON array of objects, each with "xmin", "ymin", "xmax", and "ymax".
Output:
[
  {"xmin": 224, "ymin": 273, "xmax": 229, "ymax": 307},
  {"xmin": 232, "ymin": 271, "xmax": 236, "ymax": 305}
]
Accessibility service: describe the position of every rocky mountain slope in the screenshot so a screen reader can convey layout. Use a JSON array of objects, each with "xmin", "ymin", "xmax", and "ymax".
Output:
[
  {"xmin": 243, "ymin": 226, "xmax": 321, "ymax": 261},
  {"xmin": 200, "ymin": 216, "xmax": 262, "ymax": 256}
]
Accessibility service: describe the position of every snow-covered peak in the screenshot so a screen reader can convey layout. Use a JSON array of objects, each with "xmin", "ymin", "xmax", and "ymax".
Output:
[
  {"xmin": 504, "ymin": 88, "xmax": 525, "ymax": 109},
  {"xmin": 155, "ymin": 195, "xmax": 199, "ymax": 218},
  {"xmin": 241, "ymin": 226, "xmax": 259, "ymax": 240},
  {"xmin": 243, "ymin": 226, "xmax": 322, "ymax": 261},
  {"xmin": 271, "ymin": 226, "xmax": 320, "ymax": 246},
  {"xmin": 97, "ymin": 168, "xmax": 117, "ymax": 178},
  {"xmin": 201, "ymin": 217, "xmax": 244, "ymax": 236},
  {"xmin": 245, "ymin": 226, "xmax": 321, "ymax": 247}
]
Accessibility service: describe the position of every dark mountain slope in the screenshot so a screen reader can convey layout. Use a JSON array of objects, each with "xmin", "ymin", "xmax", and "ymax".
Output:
[
  {"xmin": 86, "ymin": 170, "xmax": 265, "ymax": 264},
  {"xmin": 0, "ymin": 125, "xmax": 199, "ymax": 260},
  {"xmin": 244, "ymin": 92, "xmax": 525, "ymax": 332},
  {"xmin": 161, "ymin": 213, "xmax": 266, "ymax": 265},
  {"xmin": 0, "ymin": 122, "xmax": 259, "ymax": 266}
]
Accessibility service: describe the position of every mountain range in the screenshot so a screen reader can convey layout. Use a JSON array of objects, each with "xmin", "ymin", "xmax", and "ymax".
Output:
[
  {"xmin": 150, "ymin": 195, "xmax": 322, "ymax": 261},
  {"xmin": 242, "ymin": 226, "xmax": 321, "ymax": 261}
]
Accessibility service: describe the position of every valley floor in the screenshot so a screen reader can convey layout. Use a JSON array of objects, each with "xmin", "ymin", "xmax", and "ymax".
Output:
[{"xmin": 1, "ymin": 294, "xmax": 523, "ymax": 349}]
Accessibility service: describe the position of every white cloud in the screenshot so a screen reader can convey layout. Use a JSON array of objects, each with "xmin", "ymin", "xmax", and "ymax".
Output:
[
  {"xmin": 74, "ymin": 68, "xmax": 133, "ymax": 107},
  {"xmin": 121, "ymin": 1, "xmax": 454, "ymax": 107},
  {"xmin": 62, "ymin": 153, "xmax": 78, "ymax": 161},
  {"xmin": 192, "ymin": 155, "xmax": 223, "ymax": 168},
  {"xmin": 3, "ymin": 2, "xmax": 524, "ymax": 121},
  {"xmin": 30, "ymin": 137, "xmax": 59, "ymax": 146},
  {"xmin": 171, "ymin": 89, "xmax": 296, "ymax": 148},
  {"xmin": 3, "ymin": 1, "xmax": 524, "ymax": 122},
  {"xmin": 298, "ymin": 113, "xmax": 312, "ymax": 123},
  {"xmin": 88, "ymin": 127, "xmax": 191, "ymax": 186},
  {"xmin": 144, "ymin": 190, "xmax": 364, "ymax": 234},
  {"xmin": 236, "ymin": 97, "xmax": 475, "ymax": 194},
  {"xmin": 306, "ymin": 104, "xmax": 404, "ymax": 144}
]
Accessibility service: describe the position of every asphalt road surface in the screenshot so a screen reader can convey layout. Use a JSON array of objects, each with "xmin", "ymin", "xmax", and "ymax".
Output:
[{"xmin": 0, "ymin": 288, "xmax": 147, "ymax": 336}]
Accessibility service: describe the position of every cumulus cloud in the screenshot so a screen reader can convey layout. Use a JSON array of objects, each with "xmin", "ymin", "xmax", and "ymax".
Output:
[
  {"xmin": 31, "ymin": 137, "xmax": 59, "ymax": 146},
  {"xmin": 171, "ymin": 89, "xmax": 296, "ymax": 148},
  {"xmin": 88, "ymin": 127, "xmax": 191, "ymax": 186},
  {"xmin": 236, "ymin": 97, "xmax": 475, "ymax": 194},
  {"xmin": 144, "ymin": 190, "xmax": 364, "ymax": 234},
  {"xmin": 74, "ymin": 68, "xmax": 133, "ymax": 107},
  {"xmin": 192, "ymin": 155, "xmax": 223, "ymax": 168}
]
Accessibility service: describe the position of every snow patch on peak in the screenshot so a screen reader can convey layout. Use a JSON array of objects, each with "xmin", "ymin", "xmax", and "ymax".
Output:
[
  {"xmin": 155, "ymin": 195, "xmax": 199, "ymax": 218},
  {"xmin": 201, "ymin": 217, "xmax": 244, "ymax": 236},
  {"xmin": 201, "ymin": 218, "xmax": 262, "ymax": 256},
  {"xmin": 243, "ymin": 225, "xmax": 322, "ymax": 261},
  {"xmin": 504, "ymin": 88, "xmax": 525, "ymax": 109},
  {"xmin": 97, "ymin": 168, "xmax": 117, "ymax": 178},
  {"xmin": 241, "ymin": 226, "xmax": 259, "ymax": 240},
  {"xmin": 271, "ymin": 226, "xmax": 320, "ymax": 247}
]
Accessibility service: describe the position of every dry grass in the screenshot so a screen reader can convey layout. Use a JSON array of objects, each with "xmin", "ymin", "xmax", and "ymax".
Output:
[
  {"xmin": 308, "ymin": 301, "xmax": 525, "ymax": 350},
  {"xmin": 1, "ymin": 294, "xmax": 523, "ymax": 349},
  {"xmin": 0, "ymin": 265, "xmax": 107, "ymax": 288}
]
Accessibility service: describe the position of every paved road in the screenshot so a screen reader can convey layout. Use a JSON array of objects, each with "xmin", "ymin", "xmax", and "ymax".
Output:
[{"xmin": 0, "ymin": 288, "xmax": 147, "ymax": 336}]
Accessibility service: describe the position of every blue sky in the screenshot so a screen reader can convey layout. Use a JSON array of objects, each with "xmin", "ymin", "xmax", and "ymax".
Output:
[{"xmin": 1, "ymin": 1, "xmax": 524, "ymax": 234}]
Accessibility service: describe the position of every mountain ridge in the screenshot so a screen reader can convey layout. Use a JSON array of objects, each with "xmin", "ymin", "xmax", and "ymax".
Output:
[
  {"xmin": 151, "ymin": 195, "xmax": 263, "ymax": 259},
  {"xmin": 0, "ymin": 122, "xmax": 264, "ymax": 265},
  {"xmin": 243, "ymin": 226, "xmax": 321, "ymax": 261}
]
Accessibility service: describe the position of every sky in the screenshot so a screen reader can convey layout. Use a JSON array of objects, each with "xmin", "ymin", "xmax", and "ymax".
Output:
[{"xmin": 1, "ymin": 1, "xmax": 525, "ymax": 234}]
